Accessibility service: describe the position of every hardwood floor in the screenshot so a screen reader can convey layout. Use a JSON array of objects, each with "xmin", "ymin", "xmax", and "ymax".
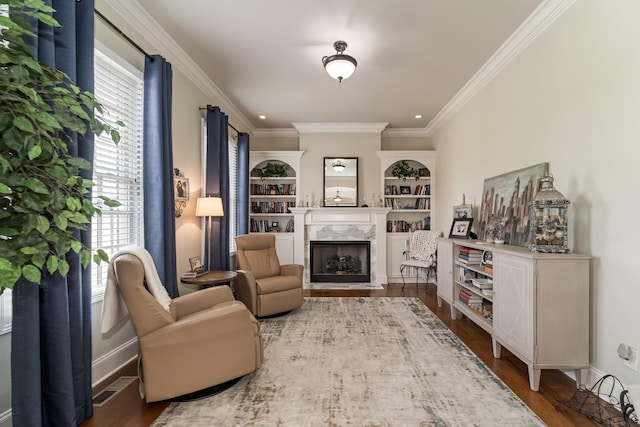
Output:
[{"xmin": 82, "ymin": 284, "xmax": 612, "ymax": 426}]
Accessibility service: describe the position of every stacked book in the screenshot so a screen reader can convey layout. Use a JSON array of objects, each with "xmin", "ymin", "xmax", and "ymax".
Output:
[
  {"xmin": 181, "ymin": 269, "xmax": 207, "ymax": 279},
  {"xmin": 457, "ymin": 247, "xmax": 483, "ymax": 264},
  {"xmin": 470, "ymin": 277, "xmax": 493, "ymax": 290},
  {"xmin": 458, "ymin": 290, "xmax": 483, "ymax": 307}
]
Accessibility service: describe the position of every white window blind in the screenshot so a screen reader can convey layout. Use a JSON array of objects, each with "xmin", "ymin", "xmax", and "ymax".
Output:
[
  {"xmin": 229, "ymin": 138, "xmax": 238, "ymax": 252},
  {"xmin": 91, "ymin": 49, "xmax": 144, "ymax": 300},
  {"xmin": 0, "ymin": 290, "xmax": 11, "ymax": 335}
]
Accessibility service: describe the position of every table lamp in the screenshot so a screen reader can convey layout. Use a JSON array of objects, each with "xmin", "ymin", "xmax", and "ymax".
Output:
[{"xmin": 195, "ymin": 196, "xmax": 224, "ymax": 270}]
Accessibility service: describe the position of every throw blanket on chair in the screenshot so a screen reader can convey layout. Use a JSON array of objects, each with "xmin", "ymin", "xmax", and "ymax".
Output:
[{"xmin": 100, "ymin": 246, "xmax": 172, "ymax": 333}]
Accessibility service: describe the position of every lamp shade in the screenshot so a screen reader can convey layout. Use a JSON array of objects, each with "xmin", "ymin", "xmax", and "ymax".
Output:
[
  {"xmin": 196, "ymin": 196, "xmax": 224, "ymax": 217},
  {"xmin": 324, "ymin": 56, "xmax": 357, "ymax": 82}
]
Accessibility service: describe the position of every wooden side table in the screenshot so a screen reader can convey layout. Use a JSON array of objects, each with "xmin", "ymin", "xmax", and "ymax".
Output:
[{"xmin": 180, "ymin": 270, "xmax": 237, "ymax": 288}]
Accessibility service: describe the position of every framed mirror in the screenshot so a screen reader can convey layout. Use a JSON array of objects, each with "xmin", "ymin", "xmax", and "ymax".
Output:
[{"xmin": 323, "ymin": 157, "xmax": 358, "ymax": 207}]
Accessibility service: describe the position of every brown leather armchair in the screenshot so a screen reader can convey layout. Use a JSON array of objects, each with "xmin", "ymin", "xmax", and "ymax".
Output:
[
  {"xmin": 112, "ymin": 252, "xmax": 263, "ymax": 402},
  {"xmin": 235, "ymin": 233, "xmax": 304, "ymax": 317}
]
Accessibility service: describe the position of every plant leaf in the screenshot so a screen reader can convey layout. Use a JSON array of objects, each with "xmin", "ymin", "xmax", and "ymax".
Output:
[
  {"xmin": 26, "ymin": 177, "xmax": 49, "ymax": 194},
  {"xmin": 22, "ymin": 265, "xmax": 41, "ymax": 284},
  {"xmin": 70, "ymin": 240, "xmax": 82, "ymax": 253},
  {"xmin": 46, "ymin": 256, "xmax": 59, "ymax": 274},
  {"xmin": 27, "ymin": 144, "xmax": 42, "ymax": 160},
  {"xmin": 13, "ymin": 116, "xmax": 35, "ymax": 133},
  {"xmin": 58, "ymin": 259, "xmax": 70, "ymax": 276}
]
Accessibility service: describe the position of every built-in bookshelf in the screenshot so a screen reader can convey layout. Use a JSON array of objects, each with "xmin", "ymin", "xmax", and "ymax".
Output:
[
  {"xmin": 377, "ymin": 151, "xmax": 436, "ymax": 234},
  {"xmin": 248, "ymin": 151, "xmax": 303, "ymax": 234}
]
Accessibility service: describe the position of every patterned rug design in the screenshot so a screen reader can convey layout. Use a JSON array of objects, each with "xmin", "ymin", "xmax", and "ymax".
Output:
[{"xmin": 152, "ymin": 297, "xmax": 545, "ymax": 426}]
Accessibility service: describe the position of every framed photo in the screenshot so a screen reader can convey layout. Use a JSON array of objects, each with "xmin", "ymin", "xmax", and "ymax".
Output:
[
  {"xmin": 449, "ymin": 218, "xmax": 474, "ymax": 239},
  {"xmin": 418, "ymin": 167, "xmax": 430, "ymax": 177},
  {"xmin": 453, "ymin": 204, "xmax": 473, "ymax": 219},
  {"xmin": 174, "ymin": 176, "xmax": 189, "ymax": 201},
  {"xmin": 400, "ymin": 186, "xmax": 411, "ymax": 195},
  {"xmin": 189, "ymin": 256, "xmax": 204, "ymax": 272}
]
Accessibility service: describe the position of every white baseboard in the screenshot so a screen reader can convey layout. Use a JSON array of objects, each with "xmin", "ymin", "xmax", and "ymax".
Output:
[{"xmin": 92, "ymin": 337, "xmax": 139, "ymax": 388}]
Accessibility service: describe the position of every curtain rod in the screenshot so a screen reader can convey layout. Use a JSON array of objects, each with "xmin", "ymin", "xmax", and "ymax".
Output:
[
  {"xmin": 199, "ymin": 107, "xmax": 240, "ymax": 134},
  {"xmin": 94, "ymin": 9, "xmax": 153, "ymax": 60}
]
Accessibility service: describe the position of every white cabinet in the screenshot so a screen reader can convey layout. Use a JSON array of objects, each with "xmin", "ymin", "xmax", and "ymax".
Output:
[
  {"xmin": 441, "ymin": 239, "xmax": 590, "ymax": 391},
  {"xmin": 436, "ymin": 238, "xmax": 453, "ymax": 311},
  {"xmin": 386, "ymin": 234, "xmax": 409, "ymax": 282},
  {"xmin": 492, "ymin": 251, "xmax": 590, "ymax": 391},
  {"xmin": 274, "ymin": 233, "xmax": 294, "ymax": 265}
]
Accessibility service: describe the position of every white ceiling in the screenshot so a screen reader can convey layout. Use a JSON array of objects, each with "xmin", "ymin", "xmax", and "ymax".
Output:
[{"xmin": 129, "ymin": 0, "xmax": 544, "ymax": 131}]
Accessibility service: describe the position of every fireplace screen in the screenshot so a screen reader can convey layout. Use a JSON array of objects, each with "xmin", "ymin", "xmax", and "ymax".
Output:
[{"xmin": 310, "ymin": 240, "xmax": 370, "ymax": 283}]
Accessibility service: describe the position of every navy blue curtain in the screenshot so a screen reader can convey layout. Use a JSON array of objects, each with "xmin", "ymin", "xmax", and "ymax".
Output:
[
  {"xmin": 11, "ymin": 1, "xmax": 94, "ymax": 425},
  {"xmin": 237, "ymin": 132, "xmax": 250, "ymax": 235},
  {"xmin": 143, "ymin": 55, "xmax": 178, "ymax": 298},
  {"xmin": 205, "ymin": 106, "xmax": 230, "ymax": 270}
]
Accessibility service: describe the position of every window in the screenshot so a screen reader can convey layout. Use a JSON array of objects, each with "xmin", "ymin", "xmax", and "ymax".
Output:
[
  {"xmin": 229, "ymin": 137, "xmax": 238, "ymax": 253},
  {"xmin": 0, "ymin": 290, "xmax": 11, "ymax": 335},
  {"xmin": 91, "ymin": 46, "xmax": 144, "ymax": 300}
]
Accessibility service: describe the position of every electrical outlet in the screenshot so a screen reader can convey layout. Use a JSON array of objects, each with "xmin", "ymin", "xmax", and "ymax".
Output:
[{"xmin": 624, "ymin": 346, "xmax": 639, "ymax": 372}]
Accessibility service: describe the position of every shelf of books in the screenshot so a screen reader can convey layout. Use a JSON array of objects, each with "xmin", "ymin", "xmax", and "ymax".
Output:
[{"xmin": 453, "ymin": 245, "xmax": 494, "ymax": 334}]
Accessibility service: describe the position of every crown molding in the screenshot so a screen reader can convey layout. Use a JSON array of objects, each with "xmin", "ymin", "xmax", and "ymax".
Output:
[
  {"xmin": 292, "ymin": 123, "xmax": 388, "ymax": 134},
  {"xmin": 105, "ymin": 0, "xmax": 256, "ymax": 134},
  {"xmin": 381, "ymin": 128, "xmax": 429, "ymax": 138},
  {"xmin": 424, "ymin": 0, "xmax": 575, "ymax": 136},
  {"xmin": 252, "ymin": 128, "xmax": 300, "ymax": 138}
]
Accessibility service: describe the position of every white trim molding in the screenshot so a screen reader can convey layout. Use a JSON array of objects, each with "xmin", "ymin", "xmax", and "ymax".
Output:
[
  {"xmin": 91, "ymin": 337, "xmax": 139, "ymax": 388},
  {"xmin": 292, "ymin": 123, "xmax": 388, "ymax": 134},
  {"xmin": 252, "ymin": 128, "xmax": 300, "ymax": 139}
]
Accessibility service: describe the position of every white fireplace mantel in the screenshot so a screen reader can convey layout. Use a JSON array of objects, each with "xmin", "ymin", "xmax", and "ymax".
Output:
[{"xmin": 289, "ymin": 207, "xmax": 390, "ymax": 285}]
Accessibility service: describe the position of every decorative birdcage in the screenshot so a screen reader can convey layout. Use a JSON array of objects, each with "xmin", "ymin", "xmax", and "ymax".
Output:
[{"xmin": 529, "ymin": 173, "xmax": 570, "ymax": 253}]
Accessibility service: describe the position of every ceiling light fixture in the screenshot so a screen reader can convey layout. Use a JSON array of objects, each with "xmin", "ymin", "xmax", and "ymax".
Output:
[
  {"xmin": 334, "ymin": 190, "xmax": 342, "ymax": 202},
  {"xmin": 322, "ymin": 40, "xmax": 357, "ymax": 83},
  {"xmin": 332, "ymin": 160, "xmax": 346, "ymax": 173}
]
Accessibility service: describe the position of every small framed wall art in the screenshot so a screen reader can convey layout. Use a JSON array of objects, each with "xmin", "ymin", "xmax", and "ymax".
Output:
[
  {"xmin": 453, "ymin": 204, "xmax": 473, "ymax": 219},
  {"xmin": 449, "ymin": 218, "xmax": 474, "ymax": 239},
  {"xmin": 174, "ymin": 175, "xmax": 189, "ymax": 201}
]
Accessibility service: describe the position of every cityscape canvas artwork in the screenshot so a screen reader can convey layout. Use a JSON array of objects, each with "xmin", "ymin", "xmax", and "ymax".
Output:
[{"xmin": 478, "ymin": 162, "xmax": 549, "ymax": 246}]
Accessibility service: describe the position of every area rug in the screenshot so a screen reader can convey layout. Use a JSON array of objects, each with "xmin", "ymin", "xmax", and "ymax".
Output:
[{"xmin": 152, "ymin": 297, "xmax": 545, "ymax": 426}]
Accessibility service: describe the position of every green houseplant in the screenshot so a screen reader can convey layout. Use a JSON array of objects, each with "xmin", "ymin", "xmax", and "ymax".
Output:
[
  {"xmin": 256, "ymin": 162, "xmax": 288, "ymax": 180},
  {"xmin": 0, "ymin": 0, "xmax": 122, "ymax": 292},
  {"xmin": 391, "ymin": 160, "xmax": 419, "ymax": 181}
]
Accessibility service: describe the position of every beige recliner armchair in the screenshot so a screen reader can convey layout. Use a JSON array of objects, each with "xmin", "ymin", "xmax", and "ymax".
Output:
[
  {"xmin": 112, "ymin": 252, "xmax": 263, "ymax": 402},
  {"xmin": 235, "ymin": 233, "xmax": 304, "ymax": 317}
]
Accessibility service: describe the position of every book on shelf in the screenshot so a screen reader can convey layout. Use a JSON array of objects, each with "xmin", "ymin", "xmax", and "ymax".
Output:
[
  {"xmin": 458, "ymin": 290, "xmax": 482, "ymax": 304},
  {"xmin": 459, "ymin": 247, "xmax": 482, "ymax": 255},
  {"xmin": 470, "ymin": 278, "xmax": 493, "ymax": 289},
  {"xmin": 457, "ymin": 266, "xmax": 474, "ymax": 283},
  {"xmin": 481, "ymin": 289, "xmax": 495, "ymax": 297},
  {"xmin": 484, "ymin": 266, "xmax": 493, "ymax": 275}
]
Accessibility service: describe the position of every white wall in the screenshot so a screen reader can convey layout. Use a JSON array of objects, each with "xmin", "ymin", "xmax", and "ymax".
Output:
[{"xmin": 431, "ymin": 0, "xmax": 640, "ymax": 385}]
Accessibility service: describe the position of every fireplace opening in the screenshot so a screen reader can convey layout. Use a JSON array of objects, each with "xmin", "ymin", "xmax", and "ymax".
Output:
[{"xmin": 310, "ymin": 240, "xmax": 371, "ymax": 283}]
